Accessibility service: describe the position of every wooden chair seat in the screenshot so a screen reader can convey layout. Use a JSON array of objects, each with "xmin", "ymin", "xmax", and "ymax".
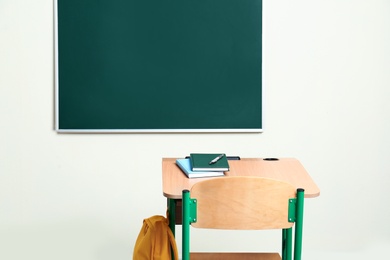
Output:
[{"xmin": 190, "ymin": 252, "xmax": 281, "ymax": 260}]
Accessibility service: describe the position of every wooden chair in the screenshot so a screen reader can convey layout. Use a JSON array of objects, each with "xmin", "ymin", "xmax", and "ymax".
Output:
[{"xmin": 181, "ymin": 176, "xmax": 305, "ymax": 260}]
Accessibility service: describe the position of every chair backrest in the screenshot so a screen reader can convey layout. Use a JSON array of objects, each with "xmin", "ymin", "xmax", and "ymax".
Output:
[
  {"xmin": 182, "ymin": 176, "xmax": 305, "ymax": 260},
  {"xmin": 190, "ymin": 176, "xmax": 297, "ymax": 230}
]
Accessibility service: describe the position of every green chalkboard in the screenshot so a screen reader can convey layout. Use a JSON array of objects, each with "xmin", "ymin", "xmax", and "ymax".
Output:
[{"xmin": 55, "ymin": 0, "xmax": 262, "ymax": 132}]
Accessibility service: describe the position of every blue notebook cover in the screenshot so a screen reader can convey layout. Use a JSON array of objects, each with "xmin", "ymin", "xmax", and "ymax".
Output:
[{"xmin": 176, "ymin": 158, "xmax": 224, "ymax": 178}]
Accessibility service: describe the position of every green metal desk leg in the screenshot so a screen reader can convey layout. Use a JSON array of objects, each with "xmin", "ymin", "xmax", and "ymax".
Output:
[
  {"xmin": 282, "ymin": 228, "xmax": 292, "ymax": 260},
  {"xmin": 167, "ymin": 198, "xmax": 176, "ymax": 260},
  {"xmin": 282, "ymin": 229, "xmax": 286, "ymax": 260},
  {"xmin": 168, "ymin": 198, "xmax": 176, "ymax": 236}
]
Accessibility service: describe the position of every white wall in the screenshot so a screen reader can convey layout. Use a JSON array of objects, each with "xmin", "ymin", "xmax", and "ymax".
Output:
[{"xmin": 1, "ymin": 0, "xmax": 389, "ymax": 259}]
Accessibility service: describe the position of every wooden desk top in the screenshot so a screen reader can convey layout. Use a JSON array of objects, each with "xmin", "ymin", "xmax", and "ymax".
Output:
[{"xmin": 162, "ymin": 158, "xmax": 320, "ymax": 199}]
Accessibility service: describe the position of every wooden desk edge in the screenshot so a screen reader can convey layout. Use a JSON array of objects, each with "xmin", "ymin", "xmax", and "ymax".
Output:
[
  {"xmin": 164, "ymin": 190, "xmax": 320, "ymax": 200},
  {"xmin": 162, "ymin": 157, "xmax": 320, "ymax": 199},
  {"xmin": 163, "ymin": 192, "xmax": 182, "ymax": 200},
  {"xmin": 302, "ymin": 191, "xmax": 320, "ymax": 198}
]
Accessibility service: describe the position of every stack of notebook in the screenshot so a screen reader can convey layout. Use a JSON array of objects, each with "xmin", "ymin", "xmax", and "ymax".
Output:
[{"xmin": 176, "ymin": 153, "xmax": 229, "ymax": 178}]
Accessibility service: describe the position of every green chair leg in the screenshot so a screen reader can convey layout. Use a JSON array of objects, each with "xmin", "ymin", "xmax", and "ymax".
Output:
[
  {"xmin": 182, "ymin": 190, "xmax": 191, "ymax": 260},
  {"xmin": 294, "ymin": 189, "xmax": 305, "ymax": 260}
]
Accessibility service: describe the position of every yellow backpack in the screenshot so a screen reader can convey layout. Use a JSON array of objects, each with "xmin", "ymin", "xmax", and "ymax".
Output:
[{"xmin": 133, "ymin": 215, "xmax": 178, "ymax": 260}]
